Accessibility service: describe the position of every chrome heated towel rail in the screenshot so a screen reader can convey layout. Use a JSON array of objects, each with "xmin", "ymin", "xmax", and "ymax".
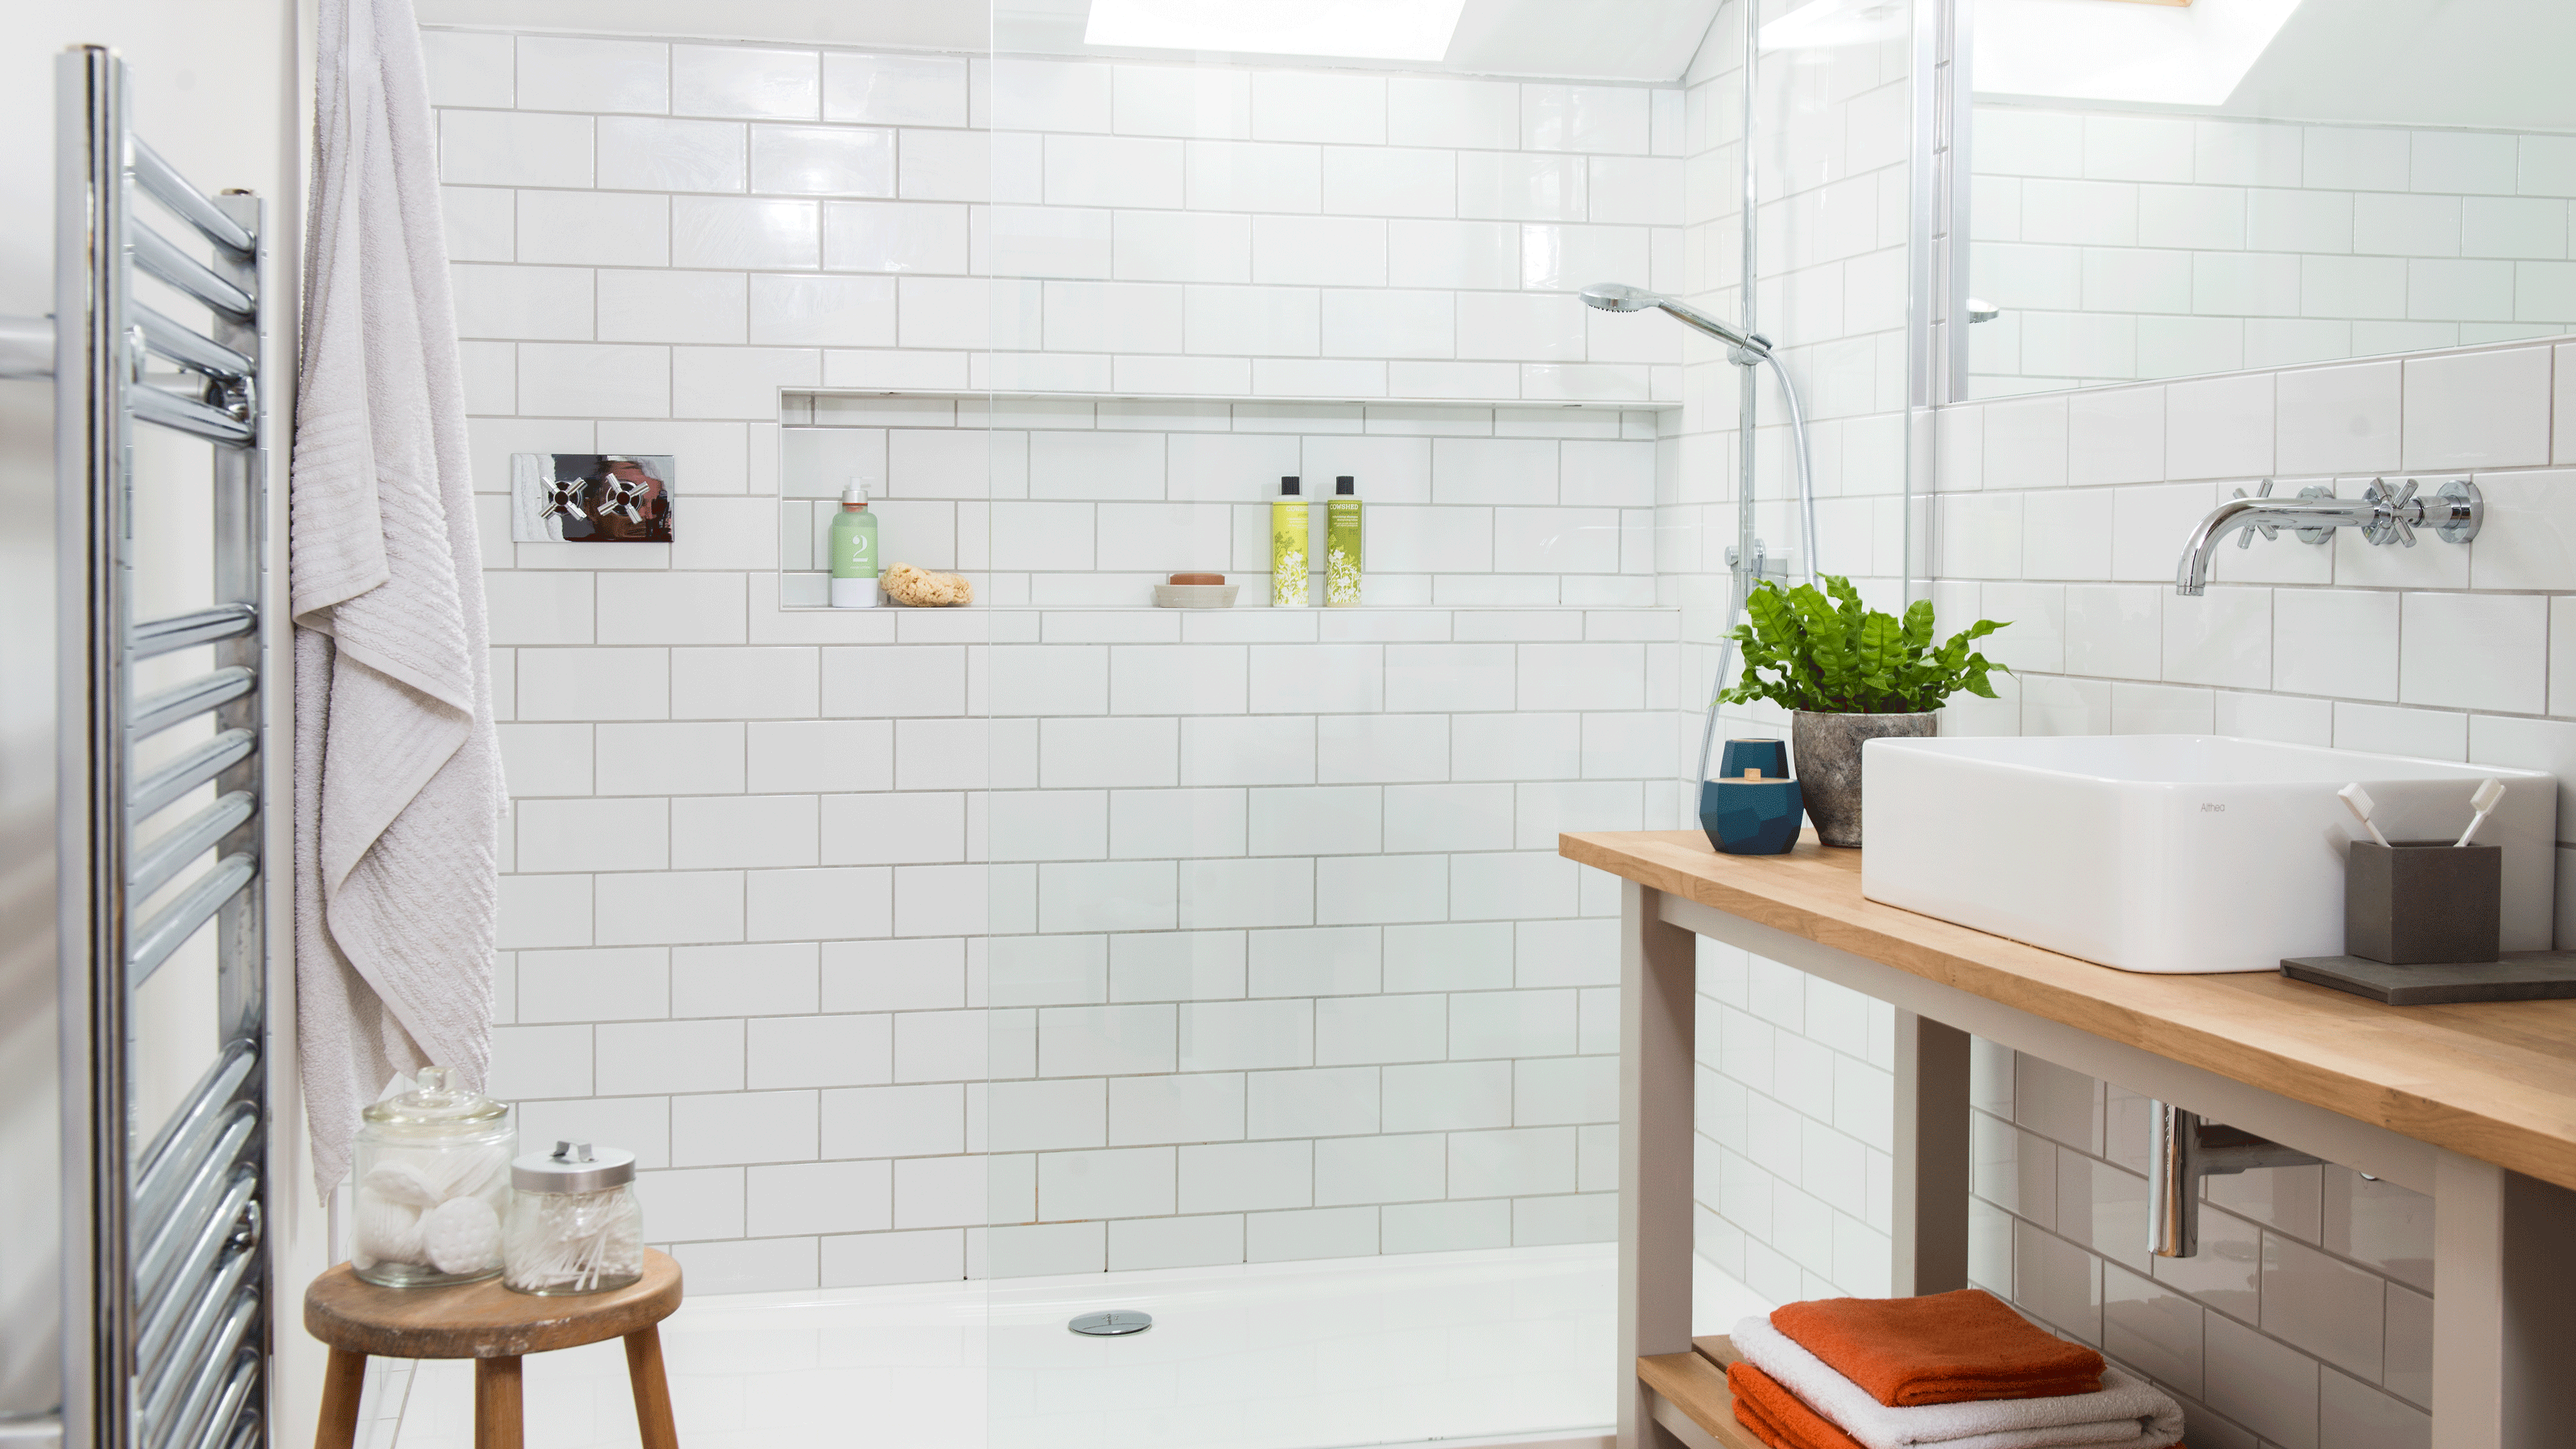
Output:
[{"xmin": 51, "ymin": 45, "xmax": 274, "ymax": 1449}]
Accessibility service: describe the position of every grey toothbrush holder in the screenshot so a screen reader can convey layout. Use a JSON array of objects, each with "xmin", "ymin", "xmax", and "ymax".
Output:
[{"xmin": 2344, "ymin": 840, "xmax": 2501, "ymax": 965}]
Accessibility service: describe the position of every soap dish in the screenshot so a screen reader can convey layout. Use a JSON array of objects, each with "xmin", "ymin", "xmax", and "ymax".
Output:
[{"xmin": 1154, "ymin": 583, "xmax": 1238, "ymax": 609}]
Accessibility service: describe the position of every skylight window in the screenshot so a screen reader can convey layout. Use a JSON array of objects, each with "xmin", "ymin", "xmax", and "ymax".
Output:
[{"xmin": 1081, "ymin": 0, "xmax": 1471, "ymax": 61}]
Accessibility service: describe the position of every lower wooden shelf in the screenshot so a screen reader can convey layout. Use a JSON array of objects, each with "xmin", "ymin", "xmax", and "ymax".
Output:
[{"xmin": 1636, "ymin": 1335, "xmax": 1766, "ymax": 1449}]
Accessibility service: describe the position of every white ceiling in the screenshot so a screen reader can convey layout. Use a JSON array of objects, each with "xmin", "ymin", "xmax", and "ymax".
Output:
[{"xmin": 415, "ymin": 0, "xmax": 1728, "ymax": 83}]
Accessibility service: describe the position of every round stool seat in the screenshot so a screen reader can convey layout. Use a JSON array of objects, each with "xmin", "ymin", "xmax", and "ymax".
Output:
[
  {"xmin": 305, "ymin": 1250, "xmax": 682, "ymax": 1358},
  {"xmin": 304, "ymin": 1250, "xmax": 684, "ymax": 1449}
]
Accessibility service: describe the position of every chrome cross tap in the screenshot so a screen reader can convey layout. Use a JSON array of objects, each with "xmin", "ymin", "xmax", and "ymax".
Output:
[
  {"xmin": 2362, "ymin": 477, "xmax": 2419, "ymax": 547},
  {"xmin": 2231, "ymin": 481, "xmax": 2278, "ymax": 547},
  {"xmin": 601, "ymin": 476, "xmax": 649, "ymax": 524},
  {"xmin": 2176, "ymin": 476, "xmax": 2482, "ymax": 595},
  {"xmin": 539, "ymin": 477, "xmax": 588, "ymax": 522}
]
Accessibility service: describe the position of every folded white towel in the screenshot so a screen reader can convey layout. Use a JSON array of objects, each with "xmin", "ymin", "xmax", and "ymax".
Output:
[{"xmin": 1731, "ymin": 1316, "xmax": 2186, "ymax": 1449}]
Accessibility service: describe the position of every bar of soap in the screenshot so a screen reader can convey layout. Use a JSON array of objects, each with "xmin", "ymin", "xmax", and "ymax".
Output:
[{"xmin": 1170, "ymin": 572, "xmax": 1224, "ymax": 585}]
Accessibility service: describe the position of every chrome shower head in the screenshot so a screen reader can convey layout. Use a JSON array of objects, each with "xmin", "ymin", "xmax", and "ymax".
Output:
[
  {"xmin": 1579, "ymin": 282, "xmax": 1661, "ymax": 312},
  {"xmin": 1577, "ymin": 280, "xmax": 1769, "ymax": 357}
]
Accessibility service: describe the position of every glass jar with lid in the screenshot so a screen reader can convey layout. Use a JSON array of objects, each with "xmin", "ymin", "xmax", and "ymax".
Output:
[
  {"xmin": 350, "ymin": 1067, "xmax": 514, "ymax": 1286},
  {"xmin": 503, "ymin": 1140, "xmax": 644, "ymax": 1294}
]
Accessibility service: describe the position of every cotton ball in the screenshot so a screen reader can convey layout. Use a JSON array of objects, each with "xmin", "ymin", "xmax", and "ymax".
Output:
[
  {"xmin": 420, "ymin": 1195, "xmax": 502, "ymax": 1275},
  {"xmin": 361, "ymin": 1158, "xmax": 442, "ymax": 1210},
  {"xmin": 353, "ymin": 1190, "xmax": 424, "ymax": 1266}
]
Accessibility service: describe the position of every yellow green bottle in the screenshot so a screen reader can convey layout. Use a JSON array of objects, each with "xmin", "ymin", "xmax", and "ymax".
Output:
[
  {"xmin": 1325, "ymin": 475, "xmax": 1362, "ymax": 607},
  {"xmin": 1271, "ymin": 475, "xmax": 1309, "ymax": 608}
]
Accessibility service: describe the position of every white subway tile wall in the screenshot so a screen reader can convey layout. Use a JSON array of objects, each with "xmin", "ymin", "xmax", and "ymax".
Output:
[
  {"xmin": 1972, "ymin": 107, "xmax": 2576, "ymax": 395},
  {"xmin": 438, "ymin": 24, "xmax": 1699, "ymax": 1295},
  {"xmin": 431, "ymin": 36, "xmax": 1687, "ymax": 409},
  {"xmin": 1970, "ymin": 1042, "xmax": 2434, "ymax": 1449},
  {"xmin": 437, "ymin": 19, "xmax": 2519, "ymax": 1411}
]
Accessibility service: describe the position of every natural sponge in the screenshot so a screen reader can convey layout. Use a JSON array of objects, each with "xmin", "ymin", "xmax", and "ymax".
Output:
[{"xmin": 882, "ymin": 562, "xmax": 973, "ymax": 607}]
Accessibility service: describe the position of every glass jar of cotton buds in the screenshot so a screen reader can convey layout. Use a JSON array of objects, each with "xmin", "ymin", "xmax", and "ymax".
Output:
[
  {"xmin": 351, "ymin": 1067, "xmax": 515, "ymax": 1287},
  {"xmin": 502, "ymin": 1141, "xmax": 644, "ymax": 1295}
]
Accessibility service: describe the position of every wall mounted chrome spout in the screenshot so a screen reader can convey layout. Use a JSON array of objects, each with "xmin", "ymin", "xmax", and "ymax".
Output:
[
  {"xmin": 1578, "ymin": 282, "xmax": 1772, "ymax": 361},
  {"xmin": 2147, "ymin": 1104, "xmax": 2321, "ymax": 1257},
  {"xmin": 2175, "ymin": 477, "xmax": 2483, "ymax": 595}
]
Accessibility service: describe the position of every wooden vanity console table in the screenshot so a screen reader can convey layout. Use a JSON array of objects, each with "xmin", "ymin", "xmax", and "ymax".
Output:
[{"xmin": 1562, "ymin": 829, "xmax": 2576, "ymax": 1449}]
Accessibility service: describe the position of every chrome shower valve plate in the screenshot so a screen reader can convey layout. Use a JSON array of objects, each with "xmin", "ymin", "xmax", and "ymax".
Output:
[{"xmin": 1068, "ymin": 1310, "xmax": 1153, "ymax": 1336}]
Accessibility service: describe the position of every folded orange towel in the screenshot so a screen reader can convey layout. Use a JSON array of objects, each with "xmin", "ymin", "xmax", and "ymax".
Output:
[
  {"xmin": 1728, "ymin": 1360, "xmax": 1868, "ymax": 1449},
  {"xmin": 1771, "ymin": 1288, "xmax": 2106, "ymax": 1406}
]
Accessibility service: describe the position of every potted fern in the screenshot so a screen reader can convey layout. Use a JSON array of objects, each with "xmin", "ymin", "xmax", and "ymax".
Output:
[{"xmin": 1718, "ymin": 576, "xmax": 2009, "ymax": 848}]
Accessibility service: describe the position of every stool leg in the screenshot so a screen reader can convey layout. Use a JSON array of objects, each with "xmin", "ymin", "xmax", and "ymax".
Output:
[
  {"xmin": 313, "ymin": 1348, "xmax": 366, "ymax": 1449},
  {"xmin": 474, "ymin": 1356, "xmax": 524, "ymax": 1449},
  {"xmin": 623, "ymin": 1325, "xmax": 680, "ymax": 1449}
]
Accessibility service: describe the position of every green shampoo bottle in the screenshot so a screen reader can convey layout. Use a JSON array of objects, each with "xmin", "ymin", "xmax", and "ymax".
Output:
[
  {"xmin": 829, "ymin": 478, "xmax": 880, "ymax": 608},
  {"xmin": 1325, "ymin": 475, "xmax": 1362, "ymax": 607}
]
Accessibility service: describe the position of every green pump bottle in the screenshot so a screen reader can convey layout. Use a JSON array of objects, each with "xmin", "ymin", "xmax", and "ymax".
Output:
[{"xmin": 829, "ymin": 479, "xmax": 880, "ymax": 608}]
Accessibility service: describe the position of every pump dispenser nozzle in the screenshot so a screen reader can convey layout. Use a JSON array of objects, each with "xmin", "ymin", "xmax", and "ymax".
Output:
[{"xmin": 841, "ymin": 479, "xmax": 870, "ymax": 506}]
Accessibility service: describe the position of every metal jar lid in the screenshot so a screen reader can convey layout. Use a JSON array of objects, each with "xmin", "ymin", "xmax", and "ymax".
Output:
[{"xmin": 511, "ymin": 1140, "xmax": 636, "ymax": 1194}]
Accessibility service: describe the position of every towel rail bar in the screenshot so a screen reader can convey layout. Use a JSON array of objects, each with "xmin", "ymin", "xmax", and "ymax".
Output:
[
  {"xmin": 130, "ymin": 729, "xmax": 256, "ymax": 820},
  {"xmin": 180, "ymin": 1352, "xmax": 262, "ymax": 1449},
  {"xmin": 130, "ymin": 791, "xmax": 255, "ymax": 899},
  {"xmin": 135, "ymin": 138, "xmax": 254, "ymax": 254},
  {"xmin": 151, "ymin": 1305, "xmax": 257, "ymax": 1449},
  {"xmin": 0, "ymin": 312, "xmax": 52, "ymax": 376},
  {"xmin": 128, "ymin": 853, "xmax": 256, "ymax": 985},
  {"xmin": 59, "ymin": 47, "xmax": 272, "ymax": 1447},
  {"xmin": 138, "ymin": 1242, "xmax": 254, "ymax": 1423},
  {"xmin": 130, "ymin": 665, "xmax": 254, "ymax": 740},
  {"xmin": 138, "ymin": 1038, "xmax": 257, "ymax": 1191},
  {"xmin": 133, "ymin": 224, "xmax": 254, "ymax": 323},
  {"xmin": 132, "ymin": 377, "xmax": 254, "ymax": 445},
  {"xmin": 133, "ymin": 139, "xmax": 254, "ymax": 256},
  {"xmin": 136, "ymin": 303, "xmax": 254, "ymax": 385},
  {"xmin": 134, "ymin": 1129, "xmax": 254, "ymax": 1313},
  {"xmin": 134, "ymin": 1105, "xmax": 255, "ymax": 1271},
  {"xmin": 134, "ymin": 603, "xmax": 258, "ymax": 659}
]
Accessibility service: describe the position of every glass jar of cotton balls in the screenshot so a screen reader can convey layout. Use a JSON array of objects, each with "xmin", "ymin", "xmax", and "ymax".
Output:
[
  {"xmin": 351, "ymin": 1067, "xmax": 514, "ymax": 1287},
  {"xmin": 503, "ymin": 1141, "xmax": 643, "ymax": 1295}
]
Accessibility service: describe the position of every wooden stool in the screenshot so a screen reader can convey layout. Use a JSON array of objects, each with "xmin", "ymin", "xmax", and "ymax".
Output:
[{"xmin": 304, "ymin": 1249, "xmax": 683, "ymax": 1449}]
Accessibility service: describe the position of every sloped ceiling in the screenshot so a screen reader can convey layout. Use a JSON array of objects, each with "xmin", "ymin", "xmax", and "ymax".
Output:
[{"xmin": 415, "ymin": 0, "xmax": 1728, "ymax": 83}]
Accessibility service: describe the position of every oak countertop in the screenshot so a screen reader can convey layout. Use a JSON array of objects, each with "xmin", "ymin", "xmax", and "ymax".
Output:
[{"xmin": 1561, "ymin": 828, "xmax": 2576, "ymax": 1193}]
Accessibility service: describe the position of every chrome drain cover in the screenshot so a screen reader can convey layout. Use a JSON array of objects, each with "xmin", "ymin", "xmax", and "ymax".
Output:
[{"xmin": 1068, "ymin": 1310, "xmax": 1152, "ymax": 1336}]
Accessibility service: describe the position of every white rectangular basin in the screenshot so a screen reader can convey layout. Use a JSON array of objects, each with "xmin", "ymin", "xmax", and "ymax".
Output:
[{"xmin": 1860, "ymin": 736, "xmax": 2557, "ymax": 974}]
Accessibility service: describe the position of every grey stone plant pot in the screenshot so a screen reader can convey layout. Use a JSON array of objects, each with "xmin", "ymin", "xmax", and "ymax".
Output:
[{"xmin": 1791, "ymin": 709, "xmax": 1938, "ymax": 848}]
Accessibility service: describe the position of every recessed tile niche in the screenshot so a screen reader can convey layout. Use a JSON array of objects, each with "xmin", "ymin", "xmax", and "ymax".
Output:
[{"xmin": 773, "ymin": 391, "xmax": 1669, "ymax": 610}]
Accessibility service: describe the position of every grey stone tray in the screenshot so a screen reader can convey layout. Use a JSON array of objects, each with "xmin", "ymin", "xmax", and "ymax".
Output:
[{"xmin": 2280, "ymin": 952, "xmax": 2576, "ymax": 1005}]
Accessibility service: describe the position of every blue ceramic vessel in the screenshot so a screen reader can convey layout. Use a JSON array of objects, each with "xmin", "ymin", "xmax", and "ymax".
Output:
[
  {"xmin": 1701, "ymin": 777, "xmax": 1804, "ymax": 855},
  {"xmin": 1718, "ymin": 737, "xmax": 1789, "ymax": 781}
]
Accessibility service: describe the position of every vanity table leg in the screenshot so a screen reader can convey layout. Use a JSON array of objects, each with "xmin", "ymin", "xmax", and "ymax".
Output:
[
  {"xmin": 2434, "ymin": 1151, "xmax": 2576, "ymax": 1448},
  {"xmin": 1891, "ymin": 1012, "xmax": 1971, "ymax": 1296},
  {"xmin": 1619, "ymin": 881, "xmax": 1698, "ymax": 1449}
]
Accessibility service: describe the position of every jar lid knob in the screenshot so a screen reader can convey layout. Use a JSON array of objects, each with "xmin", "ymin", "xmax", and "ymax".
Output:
[
  {"xmin": 554, "ymin": 1140, "xmax": 593, "ymax": 1163},
  {"xmin": 418, "ymin": 1065, "xmax": 454, "ymax": 1092}
]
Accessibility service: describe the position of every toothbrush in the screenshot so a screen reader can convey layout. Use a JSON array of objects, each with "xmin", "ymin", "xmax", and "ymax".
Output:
[
  {"xmin": 2339, "ymin": 783, "xmax": 2391, "ymax": 848},
  {"xmin": 2455, "ymin": 778, "xmax": 2506, "ymax": 847}
]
